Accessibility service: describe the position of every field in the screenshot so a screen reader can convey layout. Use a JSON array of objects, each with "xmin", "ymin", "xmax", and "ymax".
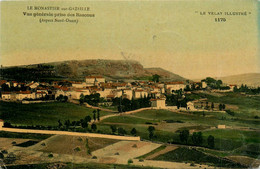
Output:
[
  {"xmin": 154, "ymin": 147, "xmax": 246, "ymax": 168},
  {"xmin": 98, "ymin": 94, "xmax": 260, "ymax": 161},
  {"xmin": 0, "ymin": 101, "xmax": 113, "ymax": 126},
  {"xmin": 29, "ymin": 135, "xmax": 120, "ymax": 157}
]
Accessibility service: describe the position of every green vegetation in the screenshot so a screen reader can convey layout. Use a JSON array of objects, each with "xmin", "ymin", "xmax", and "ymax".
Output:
[
  {"xmin": 154, "ymin": 147, "xmax": 245, "ymax": 168},
  {"xmin": 0, "ymin": 131, "xmax": 51, "ymax": 140},
  {"xmin": 102, "ymin": 115, "xmax": 157, "ymax": 125},
  {"xmin": 0, "ymin": 101, "xmax": 113, "ymax": 126},
  {"xmin": 6, "ymin": 162, "xmax": 160, "ymax": 169},
  {"xmin": 202, "ymin": 129, "xmax": 260, "ymax": 144}
]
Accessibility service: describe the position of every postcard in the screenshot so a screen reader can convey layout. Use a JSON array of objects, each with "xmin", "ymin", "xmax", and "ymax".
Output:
[{"xmin": 0, "ymin": 0, "xmax": 259, "ymax": 168}]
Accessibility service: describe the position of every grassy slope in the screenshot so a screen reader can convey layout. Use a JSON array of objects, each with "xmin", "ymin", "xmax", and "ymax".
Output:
[
  {"xmin": 0, "ymin": 101, "xmax": 113, "ymax": 126},
  {"xmin": 102, "ymin": 109, "xmax": 259, "ymax": 151},
  {"xmin": 154, "ymin": 147, "xmax": 245, "ymax": 168}
]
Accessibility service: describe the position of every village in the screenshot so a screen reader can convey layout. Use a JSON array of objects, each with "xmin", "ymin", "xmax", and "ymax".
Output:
[{"xmin": 0, "ymin": 75, "xmax": 239, "ymax": 111}]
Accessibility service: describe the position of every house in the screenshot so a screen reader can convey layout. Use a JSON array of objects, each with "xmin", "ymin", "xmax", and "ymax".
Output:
[
  {"xmin": 85, "ymin": 76, "xmax": 105, "ymax": 85},
  {"xmin": 15, "ymin": 91, "xmax": 35, "ymax": 100},
  {"xmin": 1, "ymin": 92, "xmax": 11, "ymax": 100},
  {"xmin": 165, "ymin": 82, "xmax": 186, "ymax": 93},
  {"xmin": 1, "ymin": 91, "xmax": 35, "ymax": 100},
  {"xmin": 71, "ymin": 89, "xmax": 90, "ymax": 99},
  {"xmin": 35, "ymin": 91, "xmax": 47, "ymax": 99},
  {"xmin": 27, "ymin": 82, "xmax": 39, "ymax": 89},
  {"xmin": 150, "ymin": 98, "xmax": 166, "ymax": 109},
  {"xmin": 71, "ymin": 82, "xmax": 87, "ymax": 88},
  {"xmin": 133, "ymin": 90, "xmax": 148, "ymax": 99},
  {"xmin": 122, "ymin": 89, "xmax": 133, "ymax": 100},
  {"xmin": 187, "ymin": 101, "xmax": 196, "ymax": 110},
  {"xmin": 0, "ymin": 119, "xmax": 4, "ymax": 130},
  {"xmin": 202, "ymin": 81, "xmax": 207, "ymax": 89},
  {"xmin": 217, "ymin": 125, "xmax": 226, "ymax": 129},
  {"xmin": 54, "ymin": 86, "xmax": 72, "ymax": 99},
  {"xmin": 229, "ymin": 84, "xmax": 237, "ymax": 91}
]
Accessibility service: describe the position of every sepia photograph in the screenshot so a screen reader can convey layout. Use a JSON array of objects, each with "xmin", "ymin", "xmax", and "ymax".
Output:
[{"xmin": 0, "ymin": 0, "xmax": 259, "ymax": 168}]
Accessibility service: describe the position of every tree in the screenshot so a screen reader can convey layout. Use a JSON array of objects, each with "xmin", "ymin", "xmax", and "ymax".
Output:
[
  {"xmin": 93, "ymin": 110, "xmax": 96, "ymax": 121},
  {"xmin": 130, "ymin": 128, "xmax": 137, "ymax": 136},
  {"xmin": 97, "ymin": 109, "xmax": 100, "ymax": 121},
  {"xmin": 63, "ymin": 96, "xmax": 68, "ymax": 102},
  {"xmin": 207, "ymin": 135, "xmax": 215, "ymax": 148},
  {"xmin": 179, "ymin": 130, "xmax": 189, "ymax": 144},
  {"xmin": 191, "ymin": 132, "xmax": 203, "ymax": 146},
  {"xmin": 152, "ymin": 74, "xmax": 160, "ymax": 83},
  {"xmin": 219, "ymin": 104, "xmax": 223, "ymax": 111},
  {"xmin": 91, "ymin": 123, "xmax": 97, "ymax": 131},
  {"xmin": 110, "ymin": 125, "xmax": 117, "ymax": 134},
  {"xmin": 148, "ymin": 126, "xmax": 155, "ymax": 139},
  {"xmin": 205, "ymin": 102, "xmax": 209, "ymax": 109},
  {"xmin": 79, "ymin": 93, "xmax": 85, "ymax": 105},
  {"xmin": 211, "ymin": 102, "xmax": 214, "ymax": 110},
  {"xmin": 85, "ymin": 138, "xmax": 91, "ymax": 155},
  {"xmin": 57, "ymin": 119, "xmax": 62, "ymax": 128},
  {"xmin": 118, "ymin": 127, "xmax": 127, "ymax": 136},
  {"xmin": 80, "ymin": 119, "xmax": 88, "ymax": 129},
  {"xmin": 222, "ymin": 104, "xmax": 226, "ymax": 110},
  {"xmin": 64, "ymin": 119, "xmax": 71, "ymax": 129},
  {"xmin": 85, "ymin": 116, "xmax": 92, "ymax": 123}
]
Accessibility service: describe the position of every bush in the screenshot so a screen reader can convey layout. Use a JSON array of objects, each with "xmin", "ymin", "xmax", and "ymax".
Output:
[
  {"xmin": 74, "ymin": 147, "xmax": 81, "ymax": 152},
  {"xmin": 128, "ymin": 159, "xmax": 133, "ymax": 164},
  {"xmin": 92, "ymin": 156, "xmax": 97, "ymax": 159},
  {"xmin": 190, "ymin": 163, "xmax": 196, "ymax": 166},
  {"xmin": 48, "ymin": 153, "xmax": 53, "ymax": 158},
  {"xmin": 226, "ymin": 110, "xmax": 235, "ymax": 116}
]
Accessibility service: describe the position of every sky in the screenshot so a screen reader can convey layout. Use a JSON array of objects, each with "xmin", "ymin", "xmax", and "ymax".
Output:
[{"xmin": 0, "ymin": 0, "xmax": 259, "ymax": 79}]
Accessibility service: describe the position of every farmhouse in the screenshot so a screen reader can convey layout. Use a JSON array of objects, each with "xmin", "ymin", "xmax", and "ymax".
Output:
[
  {"xmin": 187, "ymin": 101, "xmax": 196, "ymax": 110},
  {"xmin": 150, "ymin": 98, "xmax": 166, "ymax": 109}
]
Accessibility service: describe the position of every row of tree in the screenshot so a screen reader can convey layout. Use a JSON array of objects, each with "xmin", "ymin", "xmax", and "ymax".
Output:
[
  {"xmin": 179, "ymin": 130, "xmax": 215, "ymax": 148},
  {"xmin": 112, "ymin": 97, "xmax": 151, "ymax": 112},
  {"xmin": 58, "ymin": 110, "xmax": 101, "ymax": 130},
  {"xmin": 79, "ymin": 93, "xmax": 102, "ymax": 106},
  {"xmin": 234, "ymin": 84, "xmax": 260, "ymax": 94}
]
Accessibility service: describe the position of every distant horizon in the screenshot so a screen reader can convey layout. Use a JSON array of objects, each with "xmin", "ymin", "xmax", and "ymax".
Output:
[{"xmin": 1, "ymin": 58, "xmax": 260, "ymax": 80}]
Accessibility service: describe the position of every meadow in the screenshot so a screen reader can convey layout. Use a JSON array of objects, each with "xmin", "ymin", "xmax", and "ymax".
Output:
[{"xmin": 0, "ymin": 101, "xmax": 113, "ymax": 126}]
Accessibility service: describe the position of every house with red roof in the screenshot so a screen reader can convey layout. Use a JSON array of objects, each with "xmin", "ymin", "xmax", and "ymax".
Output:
[{"xmin": 85, "ymin": 76, "xmax": 105, "ymax": 85}]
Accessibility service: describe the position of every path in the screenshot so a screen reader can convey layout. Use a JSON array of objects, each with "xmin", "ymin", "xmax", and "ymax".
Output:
[
  {"xmin": 91, "ymin": 107, "xmax": 154, "ymax": 124},
  {"xmin": 1, "ymin": 127, "xmax": 140, "ymax": 141},
  {"xmin": 69, "ymin": 99, "xmax": 116, "ymax": 113}
]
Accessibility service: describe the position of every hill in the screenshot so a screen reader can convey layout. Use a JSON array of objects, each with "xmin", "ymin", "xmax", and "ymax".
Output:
[
  {"xmin": 216, "ymin": 73, "xmax": 260, "ymax": 87},
  {"xmin": 0, "ymin": 59, "xmax": 186, "ymax": 82}
]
